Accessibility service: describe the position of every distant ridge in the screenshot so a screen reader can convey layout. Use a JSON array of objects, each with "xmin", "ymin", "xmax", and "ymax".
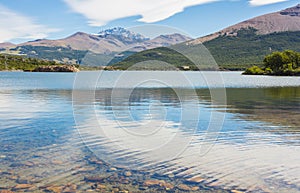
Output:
[
  {"xmin": 0, "ymin": 42, "xmax": 16, "ymax": 49},
  {"xmin": 3, "ymin": 27, "xmax": 191, "ymax": 54}
]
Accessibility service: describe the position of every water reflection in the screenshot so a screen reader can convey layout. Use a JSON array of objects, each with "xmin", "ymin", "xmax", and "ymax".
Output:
[
  {"xmin": 73, "ymin": 87, "xmax": 300, "ymax": 192},
  {"xmin": 0, "ymin": 90, "xmax": 89, "ymax": 191},
  {"xmin": 0, "ymin": 83, "xmax": 299, "ymax": 192},
  {"xmin": 225, "ymin": 87, "xmax": 300, "ymax": 128}
]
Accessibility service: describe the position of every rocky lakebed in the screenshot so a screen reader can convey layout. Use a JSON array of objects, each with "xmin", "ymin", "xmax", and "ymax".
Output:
[{"xmin": 0, "ymin": 142, "xmax": 238, "ymax": 193}]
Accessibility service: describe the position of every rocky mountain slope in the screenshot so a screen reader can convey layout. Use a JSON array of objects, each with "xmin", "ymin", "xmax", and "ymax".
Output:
[
  {"xmin": 130, "ymin": 33, "xmax": 193, "ymax": 52},
  {"xmin": 18, "ymin": 28, "xmax": 149, "ymax": 53},
  {"xmin": 191, "ymin": 4, "xmax": 300, "ymax": 44}
]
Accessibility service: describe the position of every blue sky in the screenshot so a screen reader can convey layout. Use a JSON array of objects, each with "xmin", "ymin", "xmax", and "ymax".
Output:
[{"xmin": 0, "ymin": 0, "xmax": 299, "ymax": 43}]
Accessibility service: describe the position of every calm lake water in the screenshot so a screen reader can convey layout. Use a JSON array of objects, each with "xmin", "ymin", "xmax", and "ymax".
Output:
[{"xmin": 0, "ymin": 71, "xmax": 299, "ymax": 193}]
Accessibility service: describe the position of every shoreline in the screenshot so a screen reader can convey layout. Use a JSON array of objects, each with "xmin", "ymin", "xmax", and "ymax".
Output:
[{"xmin": 1, "ymin": 69, "xmax": 299, "ymax": 77}]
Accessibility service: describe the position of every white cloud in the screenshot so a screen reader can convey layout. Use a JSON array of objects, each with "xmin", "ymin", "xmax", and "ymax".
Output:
[
  {"xmin": 249, "ymin": 0, "xmax": 288, "ymax": 6},
  {"xmin": 64, "ymin": 0, "xmax": 218, "ymax": 26},
  {"xmin": 0, "ymin": 5, "xmax": 59, "ymax": 43}
]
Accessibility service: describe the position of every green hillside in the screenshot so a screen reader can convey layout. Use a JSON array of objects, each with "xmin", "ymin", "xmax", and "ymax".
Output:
[
  {"xmin": 204, "ymin": 28, "xmax": 300, "ymax": 69},
  {"xmin": 10, "ymin": 45, "xmax": 88, "ymax": 64},
  {"xmin": 111, "ymin": 29, "xmax": 300, "ymax": 70},
  {"xmin": 8, "ymin": 45, "xmax": 120, "ymax": 66},
  {"xmin": 112, "ymin": 47, "xmax": 198, "ymax": 70},
  {"xmin": 0, "ymin": 54, "xmax": 62, "ymax": 71}
]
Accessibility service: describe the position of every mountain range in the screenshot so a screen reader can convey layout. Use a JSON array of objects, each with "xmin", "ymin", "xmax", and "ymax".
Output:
[
  {"xmin": 1, "ymin": 5, "xmax": 300, "ymax": 69},
  {"xmin": 0, "ymin": 27, "xmax": 191, "ymax": 65}
]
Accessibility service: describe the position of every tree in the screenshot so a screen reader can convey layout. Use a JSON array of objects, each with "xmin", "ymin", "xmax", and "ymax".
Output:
[
  {"xmin": 282, "ymin": 50, "xmax": 300, "ymax": 69},
  {"xmin": 263, "ymin": 51, "xmax": 289, "ymax": 73},
  {"xmin": 245, "ymin": 50, "xmax": 300, "ymax": 76}
]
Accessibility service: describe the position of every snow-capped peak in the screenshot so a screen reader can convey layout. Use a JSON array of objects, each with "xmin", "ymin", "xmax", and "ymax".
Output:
[{"xmin": 97, "ymin": 27, "xmax": 149, "ymax": 42}]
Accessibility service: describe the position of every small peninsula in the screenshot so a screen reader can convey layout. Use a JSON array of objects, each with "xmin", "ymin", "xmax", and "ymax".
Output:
[
  {"xmin": 0, "ymin": 54, "xmax": 79, "ymax": 72},
  {"xmin": 33, "ymin": 65, "xmax": 79, "ymax": 72},
  {"xmin": 243, "ymin": 50, "xmax": 300, "ymax": 76}
]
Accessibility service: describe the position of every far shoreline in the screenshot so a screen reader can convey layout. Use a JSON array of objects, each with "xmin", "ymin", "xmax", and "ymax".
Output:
[{"xmin": 0, "ymin": 69, "xmax": 299, "ymax": 77}]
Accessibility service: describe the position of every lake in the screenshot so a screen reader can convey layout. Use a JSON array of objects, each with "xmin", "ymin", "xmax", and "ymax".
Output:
[{"xmin": 0, "ymin": 71, "xmax": 299, "ymax": 193}]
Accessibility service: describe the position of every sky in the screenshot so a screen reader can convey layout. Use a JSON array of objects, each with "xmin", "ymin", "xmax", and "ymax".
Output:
[{"xmin": 0, "ymin": 0, "xmax": 299, "ymax": 43}]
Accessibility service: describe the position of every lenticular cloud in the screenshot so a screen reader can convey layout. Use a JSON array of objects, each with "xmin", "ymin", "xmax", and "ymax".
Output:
[
  {"xmin": 64, "ymin": 0, "xmax": 218, "ymax": 26},
  {"xmin": 249, "ymin": 0, "xmax": 288, "ymax": 6}
]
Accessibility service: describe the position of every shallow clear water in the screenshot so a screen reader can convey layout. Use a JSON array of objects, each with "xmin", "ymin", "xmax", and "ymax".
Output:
[{"xmin": 0, "ymin": 71, "xmax": 299, "ymax": 192}]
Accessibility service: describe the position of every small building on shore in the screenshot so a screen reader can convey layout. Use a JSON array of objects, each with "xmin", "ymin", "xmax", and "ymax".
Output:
[{"xmin": 180, "ymin": 65, "xmax": 190, "ymax": 71}]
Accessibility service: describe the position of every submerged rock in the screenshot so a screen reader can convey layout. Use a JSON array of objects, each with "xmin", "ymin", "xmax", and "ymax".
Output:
[
  {"xmin": 16, "ymin": 178, "xmax": 30, "ymax": 184},
  {"xmin": 231, "ymin": 190, "xmax": 245, "ymax": 193},
  {"xmin": 177, "ymin": 184, "xmax": 192, "ymax": 191},
  {"xmin": 96, "ymin": 184, "xmax": 107, "ymax": 189},
  {"xmin": 108, "ymin": 167, "xmax": 117, "ymax": 172},
  {"xmin": 8, "ymin": 176, "xmax": 18, "ymax": 180},
  {"xmin": 88, "ymin": 157, "xmax": 103, "ymax": 165},
  {"xmin": 62, "ymin": 184, "xmax": 77, "ymax": 193},
  {"xmin": 186, "ymin": 176, "xmax": 205, "ymax": 183},
  {"xmin": 84, "ymin": 176, "xmax": 105, "ymax": 183},
  {"xmin": 119, "ymin": 190, "xmax": 129, "ymax": 193},
  {"xmin": 162, "ymin": 182, "xmax": 174, "ymax": 190},
  {"xmin": 144, "ymin": 179, "xmax": 174, "ymax": 190},
  {"xmin": 0, "ymin": 190, "xmax": 14, "ymax": 193},
  {"xmin": 51, "ymin": 160, "xmax": 64, "ymax": 165},
  {"xmin": 13, "ymin": 184, "xmax": 34, "ymax": 190},
  {"xmin": 168, "ymin": 173, "xmax": 175, "ymax": 178},
  {"xmin": 191, "ymin": 186, "xmax": 200, "ymax": 191},
  {"xmin": 177, "ymin": 184, "xmax": 199, "ymax": 191},
  {"xmin": 139, "ymin": 186, "xmax": 148, "ymax": 191},
  {"xmin": 45, "ymin": 186, "xmax": 63, "ymax": 193},
  {"xmin": 124, "ymin": 171, "xmax": 132, "ymax": 177},
  {"xmin": 144, "ymin": 179, "xmax": 163, "ymax": 187},
  {"xmin": 78, "ymin": 166, "xmax": 96, "ymax": 172},
  {"xmin": 23, "ymin": 161, "xmax": 35, "ymax": 167},
  {"xmin": 120, "ymin": 179, "xmax": 130, "ymax": 184}
]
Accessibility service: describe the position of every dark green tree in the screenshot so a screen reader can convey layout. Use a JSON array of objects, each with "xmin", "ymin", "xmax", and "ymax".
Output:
[
  {"xmin": 244, "ymin": 50, "xmax": 300, "ymax": 76},
  {"xmin": 263, "ymin": 51, "xmax": 288, "ymax": 73}
]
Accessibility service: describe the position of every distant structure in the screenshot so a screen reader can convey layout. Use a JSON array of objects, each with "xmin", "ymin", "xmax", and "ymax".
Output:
[
  {"xmin": 180, "ymin": 65, "xmax": 190, "ymax": 70},
  {"xmin": 4, "ymin": 55, "xmax": 7, "ymax": 70}
]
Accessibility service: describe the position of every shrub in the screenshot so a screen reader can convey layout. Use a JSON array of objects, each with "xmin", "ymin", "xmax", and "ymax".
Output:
[{"xmin": 243, "ymin": 66, "xmax": 265, "ymax": 75}]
